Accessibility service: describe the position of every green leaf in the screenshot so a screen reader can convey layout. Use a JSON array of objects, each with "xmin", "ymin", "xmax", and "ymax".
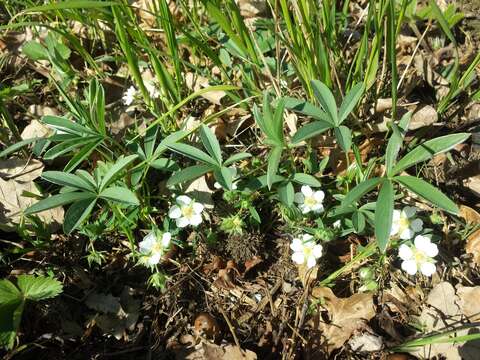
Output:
[
  {"xmin": 311, "ymin": 80, "xmax": 338, "ymax": 125},
  {"xmin": 167, "ymin": 164, "xmax": 214, "ymax": 187},
  {"xmin": 167, "ymin": 142, "xmax": 217, "ymax": 166},
  {"xmin": 199, "ymin": 124, "xmax": 222, "ymax": 165},
  {"xmin": 17, "ymin": 275, "xmax": 63, "ymax": 301},
  {"xmin": 291, "ymin": 120, "xmax": 332, "ymax": 144},
  {"xmin": 375, "ymin": 180, "xmax": 394, "ymax": 253},
  {"xmin": 25, "ymin": 192, "xmax": 95, "ymax": 215},
  {"xmin": 21, "ymin": 41, "xmax": 48, "ymax": 60},
  {"xmin": 63, "ymin": 137, "xmax": 104, "ymax": 173},
  {"xmin": 334, "ymin": 125, "xmax": 352, "ymax": 152},
  {"xmin": 99, "ymin": 187, "xmax": 139, "ymax": 206},
  {"xmin": 273, "ymin": 97, "xmax": 286, "ymax": 144},
  {"xmin": 278, "ymin": 182, "xmax": 294, "ymax": 206},
  {"xmin": 99, "ymin": 154, "xmax": 137, "ymax": 191},
  {"xmin": 385, "ymin": 111, "xmax": 412, "ymax": 175},
  {"xmin": 144, "ymin": 124, "xmax": 158, "ymax": 159},
  {"xmin": 394, "ymin": 175, "xmax": 459, "ymax": 214},
  {"xmin": 248, "ymin": 206, "xmax": 261, "ymax": 223},
  {"xmin": 42, "ymin": 115, "xmax": 97, "ymax": 136},
  {"xmin": 41, "ymin": 171, "xmax": 96, "ymax": 192},
  {"xmin": 429, "ymin": 0, "xmax": 456, "ymax": 45},
  {"xmin": 292, "ymin": 173, "xmax": 321, "ymax": 187},
  {"xmin": 0, "ymin": 280, "xmax": 21, "ymax": 305},
  {"xmin": 213, "ymin": 166, "xmax": 233, "ymax": 190},
  {"xmin": 341, "ymin": 177, "xmax": 382, "ymax": 207},
  {"xmin": 63, "ymin": 198, "xmax": 97, "ymax": 234},
  {"xmin": 224, "ymin": 152, "xmax": 252, "ymax": 166},
  {"xmin": 0, "ymin": 138, "xmax": 38, "ymax": 158},
  {"xmin": 352, "ymin": 211, "xmax": 366, "ymax": 233},
  {"xmin": 284, "ymin": 97, "xmax": 333, "ymax": 124},
  {"xmin": 392, "ymin": 133, "xmax": 470, "ymax": 175},
  {"xmin": 150, "ymin": 158, "xmax": 179, "ymax": 172},
  {"xmin": 267, "ymin": 146, "xmax": 282, "ymax": 190},
  {"xmin": 338, "ymin": 83, "xmax": 364, "ymax": 124}
]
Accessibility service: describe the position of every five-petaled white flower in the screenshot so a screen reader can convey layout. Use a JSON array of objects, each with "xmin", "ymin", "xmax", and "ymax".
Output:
[
  {"xmin": 122, "ymin": 86, "xmax": 137, "ymax": 106},
  {"xmin": 139, "ymin": 231, "xmax": 171, "ymax": 266},
  {"xmin": 290, "ymin": 234, "xmax": 323, "ymax": 269},
  {"xmin": 168, "ymin": 195, "xmax": 204, "ymax": 228},
  {"xmin": 398, "ymin": 235, "xmax": 438, "ymax": 276},
  {"xmin": 294, "ymin": 185, "xmax": 325, "ymax": 214},
  {"xmin": 390, "ymin": 206, "xmax": 423, "ymax": 240}
]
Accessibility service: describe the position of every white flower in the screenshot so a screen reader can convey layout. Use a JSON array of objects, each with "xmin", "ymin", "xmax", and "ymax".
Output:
[
  {"xmin": 398, "ymin": 235, "xmax": 438, "ymax": 276},
  {"xmin": 214, "ymin": 182, "xmax": 238, "ymax": 190},
  {"xmin": 139, "ymin": 231, "xmax": 171, "ymax": 266},
  {"xmin": 390, "ymin": 206, "xmax": 423, "ymax": 240},
  {"xmin": 145, "ymin": 80, "xmax": 160, "ymax": 99},
  {"xmin": 122, "ymin": 86, "xmax": 137, "ymax": 105},
  {"xmin": 294, "ymin": 185, "xmax": 325, "ymax": 214},
  {"xmin": 290, "ymin": 234, "xmax": 323, "ymax": 269},
  {"xmin": 333, "ymin": 220, "xmax": 341, "ymax": 229},
  {"xmin": 168, "ymin": 195, "xmax": 204, "ymax": 228}
]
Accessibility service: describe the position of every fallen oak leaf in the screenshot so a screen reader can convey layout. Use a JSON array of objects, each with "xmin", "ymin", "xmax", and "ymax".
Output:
[
  {"xmin": 466, "ymin": 229, "xmax": 480, "ymax": 266},
  {"xmin": 311, "ymin": 287, "xmax": 375, "ymax": 353}
]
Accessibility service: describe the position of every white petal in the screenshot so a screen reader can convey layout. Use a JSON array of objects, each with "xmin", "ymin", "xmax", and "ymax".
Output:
[
  {"xmin": 294, "ymin": 192, "xmax": 305, "ymax": 204},
  {"xmin": 300, "ymin": 205, "xmax": 311, "ymax": 214},
  {"xmin": 401, "ymin": 259, "xmax": 418, "ymax": 275},
  {"xmin": 392, "ymin": 210, "xmax": 401, "ymax": 221},
  {"xmin": 176, "ymin": 217, "xmax": 190, "ymax": 228},
  {"xmin": 301, "ymin": 185, "xmax": 313, "ymax": 196},
  {"xmin": 333, "ymin": 220, "xmax": 341, "ymax": 228},
  {"xmin": 403, "ymin": 206, "xmax": 417, "ymax": 218},
  {"xmin": 390, "ymin": 221, "xmax": 400, "ymax": 236},
  {"xmin": 302, "ymin": 234, "xmax": 313, "ymax": 242},
  {"xmin": 414, "ymin": 235, "xmax": 431, "ymax": 252},
  {"xmin": 410, "ymin": 219, "xmax": 423, "ymax": 233},
  {"xmin": 192, "ymin": 202, "xmax": 204, "ymax": 214},
  {"xmin": 313, "ymin": 190, "xmax": 325, "ymax": 202},
  {"xmin": 292, "ymin": 251, "xmax": 305, "ymax": 265},
  {"xmin": 399, "ymin": 227, "xmax": 414, "ymax": 240},
  {"xmin": 176, "ymin": 195, "xmax": 192, "ymax": 206},
  {"xmin": 312, "ymin": 244, "xmax": 323, "ymax": 258},
  {"xmin": 290, "ymin": 238, "xmax": 303, "ymax": 252},
  {"xmin": 189, "ymin": 214, "xmax": 203, "ymax": 226},
  {"xmin": 168, "ymin": 205, "xmax": 182, "ymax": 219},
  {"xmin": 306, "ymin": 255, "xmax": 317, "ymax": 269},
  {"xmin": 139, "ymin": 232, "xmax": 156, "ymax": 253},
  {"xmin": 311, "ymin": 204, "xmax": 324, "ymax": 213},
  {"xmin": 214, "ymin": 182, "xmax": 222, "ymax": 189},
  {"xmin": 398, "ymin": 244, "xmax": 413, "ymax": 260},
  {"xmin": 147, "ymin": 252, "xmax": 161, "ymax": 266},
  {"xmin": 420, "ymin": 262, "xmax": 436, "ymax": 276},
  {"xmin": 162, "ymin": 232, "xmax": 171, "ymax": 248}
]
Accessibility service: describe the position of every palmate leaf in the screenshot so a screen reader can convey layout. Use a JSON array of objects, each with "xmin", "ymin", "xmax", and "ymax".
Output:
[
  {"xmin": 284, "ymin": 97, "xmax": 333, "ymax": 124},
  {"xmin": 167, "ymin": 164, "xmax": 214, "ymax": 187},
  {"xmin": 167, "ymin": 142, "xmax": 217, "ymax": 166},
  {"xmin": 334, "ymin": 125, "xmax": 352, "ymax": 152},
  {"xmin": 99, "ymin": 187, "xmax": 139, "ymax": 206},
  {"xmin": 213, "ymin": 166, "xmax": 233, "ymax": 190},
  {"xmin": 99, "ymin": 154, "xmax": 138, "ymax": 191},
  {"xmin": 278, "ymin": 181, "xmax": 294, "ymax": 206},
  {"xmin": 341, "ymin": 177, "xmax": 383, "ymax": 208},
  {"xmin": 385, "ymin": 111, "xmax": 412, "ymax": 175},
  {"xmin": 292, "ymin": 173, "xmax": 321, "ymax": 187},
  {"xmin": 41, "ymin": 171, "xmax": 96, "ymax": 192},
  {"xmin": 17, "ymin": 275, "xmax": 63, "ymax": 302},
  {"xmin": 224, "ymin": 152, "xmax": 251, "ymax": 166}
]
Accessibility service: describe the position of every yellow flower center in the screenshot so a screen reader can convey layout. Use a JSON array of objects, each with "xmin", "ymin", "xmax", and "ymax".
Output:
[
  {"xmin": 182, "ymin": 205, "xmax": 194, "ymax": 218},
  {"xmin": 399, "ymin": 217, "xmax": 410, "ymax": 231},
  {"xmin": 152, "ymin": 241, "xmax": 164, "ymax": 254},
  {"xmin": 304, "ymin": 196, "xmax": 317, "ymax": 207},
  {"xmin": 414, "ymin": 250, "xmax": 426, "ymax": 263}
]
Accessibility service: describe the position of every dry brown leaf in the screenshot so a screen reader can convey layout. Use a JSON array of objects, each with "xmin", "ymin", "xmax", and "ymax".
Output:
[
  {"xmin": 185, "ymin": 72, "xmax": 226, "ymax": 105},
  {"xmin": 464, "ymin": 175, "xmax": 480, "ymax": 198},
  {"xmin": 27, "ymin": 104, "xmax": 59, "ymax": 117},
  {"xmin": 409, "ymin": 105, "xmax": 438, "ymax": 130},
  {"xmin": 456, "ymin": 286, "xmax": 480, "ymax": 321},
  {"xmin": 21, "ymin": 119, "xmax": 52, "ymax": 140},
  {"xmin": 348, "ymin": 333, "xmax": 383, "ymax": 352},
  {"xmin": 466, "ymin": 229, "xmax": 480, "ymax": 266},
  {"xmin": 311, "ymin": 287, "xmax": 375, "ymax": 352},
  {"xmin": 0, "ymin": 158, "xmax": 44, "ymax": 182},
  {"xmin": 0, "ymin": 159, "xmax": 63, "ymax": 231},
  {"xmin": 179, "ymin": 341, "xmax": 257, "ymax": 360},
  {"xmin": 236, "ymin": 0, "xmax": 267, "ymax": 18},
  {"xmin": 296, "ymin": 263, "xmax": 318, "ymax": 287},
  {"xmin": 459, "ymin": 205, "xmax": 480, "ymax": 224},
  {"xmin": 410, "ymin": 282, "xmax": 480, "ymax": 360},
  {"xmin": 185, "ymin": 175, "xmax": 214, "ymax": 210}
]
